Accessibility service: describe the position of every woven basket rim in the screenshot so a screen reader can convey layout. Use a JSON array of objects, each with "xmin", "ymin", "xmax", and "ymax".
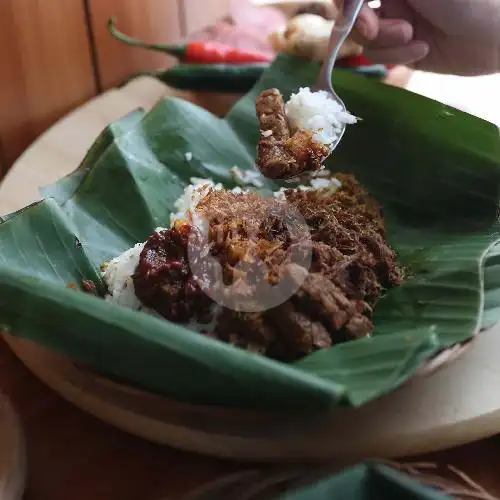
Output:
[{"xmin": 181, "ymin": 459, "xmax": 499, "ymax": 500}]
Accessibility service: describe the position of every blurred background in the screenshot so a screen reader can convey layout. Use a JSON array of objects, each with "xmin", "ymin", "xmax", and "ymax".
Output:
[{"xmin": 1, "ymin": 0, "xmax": 499, "ymax": 177}]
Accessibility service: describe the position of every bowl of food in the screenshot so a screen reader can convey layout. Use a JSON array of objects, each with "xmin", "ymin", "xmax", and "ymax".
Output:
[{"xmin": 0, "ymin": 53, "xmax": 499, "ymax": 459}]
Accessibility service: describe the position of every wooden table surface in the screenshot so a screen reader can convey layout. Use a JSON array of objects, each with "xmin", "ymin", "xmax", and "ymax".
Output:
[
  {"xmin": 0, "ymin": 336, "xmax": 498, "ymax": 500},
  {"xmin": 0, "ymin": 335, "xmax": 499, "ymax": 500}
]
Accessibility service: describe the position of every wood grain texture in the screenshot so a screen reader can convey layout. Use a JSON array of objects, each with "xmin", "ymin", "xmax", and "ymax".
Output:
[
  {"xmin": 88, "ymin": 0, "xmax": 183, "ymax": 90},
  {"xmin": 0, "ymin": 339, "xmax": 241, "ymax": 500},
  {"xmin": 1, "ymin": 340, "xmax": 500, "ymax": 500},
  {"xmin": 0, "ymin": 143, "xmax": 7, "ymax": 179},
  {"xmin": 0, "ymin": 0, "xmax": 97, "ymax": 167},
  {"xmin": 0, "ymin": 392, "xmax": 25, "ymax": 500}
]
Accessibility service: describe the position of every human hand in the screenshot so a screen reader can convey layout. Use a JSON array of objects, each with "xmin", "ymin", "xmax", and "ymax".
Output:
[{"xmin": 351, "ymin": 0, "xmax": 500, "ymax": 75}]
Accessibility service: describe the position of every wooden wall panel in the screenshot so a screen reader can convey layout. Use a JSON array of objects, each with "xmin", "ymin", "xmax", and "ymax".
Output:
[
  {"xmin": 0, "ymin": 0, "xmax": 233, "ymax": 174},
  {"xmin": 181, "ymin": 0, "xmax": 231, "ymax": 34},
  {"xmin": 89, "ymin": 0, "xmax": 183, "ymax": 90},
  {"xmin": 0, "ymin": 0, "xmax": 97, "ymax": 168}
]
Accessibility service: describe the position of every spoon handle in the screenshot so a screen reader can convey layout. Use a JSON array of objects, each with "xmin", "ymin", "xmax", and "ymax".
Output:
[{"xmin": 315, "ymin": 0, "xmax": 365, "ymax": 91}]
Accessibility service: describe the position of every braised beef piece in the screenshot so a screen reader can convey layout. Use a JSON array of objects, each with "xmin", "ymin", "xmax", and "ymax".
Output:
[
  {"xmin": 267, "ymin": 300, "xmax": 333, "ymax": 361},
  {"xmin": 214, "ymin": 264, "xmax": 372, "ymax": 362},
  {"xmin": 211, "ymin": 176, "xmax": 403, "ymax": 361},
  {"xmin": 214, "ymin": 296, "xmax": 332, "ymax": 362},
  {"xmin": 133, "ymin": 221, "xmax": 213, "ymax": 323},
  {"xmin": 133, "ymin": 176, "xmax": 404, "ymax": 362},
  {"xmin": 255, "ymin": 88, "xmax": 329, "ymax": 179},
  {"xmin": 283, "ymin": 174, "xmax": 404, "ymax": 292},
  {"xmin": 215, "ymin": 310, "xmax": 275, "ymax": 355},
  {"xmin": 286, "ymin": 264, "xmax": 372, "ymax": 339}
]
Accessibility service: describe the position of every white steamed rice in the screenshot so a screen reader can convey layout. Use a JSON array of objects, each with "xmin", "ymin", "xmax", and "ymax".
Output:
[
  {"xmin": 169, "ymin": 178, "xmax": 223, "ymax": 227},
  {"xmin": 230, "ymin": 166, "xmax": 264, "ymax": 188},
  {"xmin": 103, "ymin": 242, "xmax": 145, "ymax": 310},
  {"xmin": 274, "ymin": 175, "xmax": 341, "ymax": 199},
  {"xmin": 285, "ymin": 87, "xmax": 357, "ymax": 147}
]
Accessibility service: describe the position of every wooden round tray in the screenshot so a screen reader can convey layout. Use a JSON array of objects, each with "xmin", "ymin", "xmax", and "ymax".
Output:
[
  {"xmin": 0, "ymin": 394, "xmax": 25, "ymax": 500},
  {"xmin": 2, "ymin": 68, "xmax": 500, "ymax": 461},
  {"xmin": 4, "ymin": 323, "xmax": 500, "ymax": 463}
]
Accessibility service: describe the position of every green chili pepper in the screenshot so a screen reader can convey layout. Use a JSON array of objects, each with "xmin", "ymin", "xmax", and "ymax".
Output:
[
  {"xmin": 108, "ymin": 17, "xmax": 185, "ymax": 58},
  {"xmin": 119, "ymin": 62, "xmax": 385, "ymax": 94},
  {"xmin": 152, "ymin": 63, "xmax": 269, "ymax": 93}
]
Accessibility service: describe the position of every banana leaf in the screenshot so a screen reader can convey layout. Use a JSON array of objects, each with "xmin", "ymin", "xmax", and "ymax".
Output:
[
  {"xmin": 1, "ymin": 54, "xmax": 500, "ymax": 413},
  {"xmin": 185, "ymin": 463, "xmax": 451, "ymax": 499},
  {"xmin": 278, "ymin": 463, "xmax": 450, "ymax": 500}
]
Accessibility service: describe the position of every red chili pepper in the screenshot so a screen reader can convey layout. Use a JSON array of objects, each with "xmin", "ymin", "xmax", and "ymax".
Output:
[
  {"xmin": 108, "ymin": 18, "xmax": 274, "ymax": 65},
  {"xmin": 338, "ymin": 54, "xmax": 374, "ymax": 68},
  {"xmin": 185, "ymin": 41, "xmax": 274, "ymax": 64},
  {"xmin": 338, "ymin": 54, "xmax": 395, "ymax": 70}
]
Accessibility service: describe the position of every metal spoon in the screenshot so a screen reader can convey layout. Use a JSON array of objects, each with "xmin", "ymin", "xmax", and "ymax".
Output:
[{"xmin": 314, "ymin": 0, "xmax": 365, "ymax": 152}]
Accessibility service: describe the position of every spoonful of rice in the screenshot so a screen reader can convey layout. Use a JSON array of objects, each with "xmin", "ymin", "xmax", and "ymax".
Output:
[{"xmin": 255, "ymin": 0, "xmax": 363, "ymax": 180}]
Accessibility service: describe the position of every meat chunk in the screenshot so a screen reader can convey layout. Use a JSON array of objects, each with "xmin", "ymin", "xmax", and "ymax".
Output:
[
  {"xmin": 215, "ymin": 309, "xmax": 275, "ymax": 355},
  {"xmin": 214, "ymin": 264, "xmax": 373, "ymax": 362},
  {"xmin": 266, "ymin": 301, "xmax": 332, "ymax": 361},
  {"xmin": 256, "ymin": 88, "xmax": 329, "ymax": 179},
  {"xmin": 283, "ymin": 175, "xmax": 405, "ymax": 298},
  {"xmin": 133, "ymin": 221, "xmax": 213, "ymax": 323},
  {"xmin": 286, "ymin": 265, "xmax": 373, "ymax": 341},
  {"xmin": 131, "ymin": 175, "xmax": 404, "ymax": 363}
]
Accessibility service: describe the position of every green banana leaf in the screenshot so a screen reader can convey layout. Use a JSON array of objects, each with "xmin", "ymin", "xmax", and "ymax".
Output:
[
  {"xmin": 1, "ymin": 54, "xmax": 500, "ymax": 413},
  {"xmin": 278, "ymin": 463, "xmax": 450, "ymax": 500},
  {"xmin": 185, "ymin": 462, "xmax": 451, "ymax": 499}
]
